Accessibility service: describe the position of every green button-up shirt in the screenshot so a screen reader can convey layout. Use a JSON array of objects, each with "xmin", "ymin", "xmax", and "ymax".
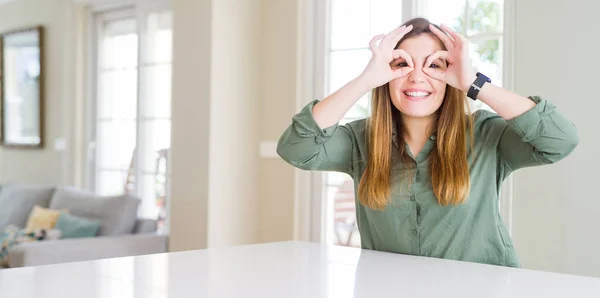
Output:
[{"xmin": 277, "ymin": 96, "xmax": 579, "ymax": 267}]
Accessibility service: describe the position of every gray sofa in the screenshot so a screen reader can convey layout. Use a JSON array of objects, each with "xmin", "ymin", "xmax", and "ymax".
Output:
[{"xmin": 0, "ymin": 182, "xmax": 168, "ymax": 268}]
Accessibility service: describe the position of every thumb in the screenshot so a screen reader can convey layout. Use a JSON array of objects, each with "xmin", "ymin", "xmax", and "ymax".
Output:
[{"xmin": 423, "ymin": 68, "xmax": 446, "ymax": 82}]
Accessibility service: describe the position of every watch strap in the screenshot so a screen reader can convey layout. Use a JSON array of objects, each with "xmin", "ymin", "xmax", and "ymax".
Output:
[{"xmin": 467, "ymin": 72, "xmax": 491, "ymax": 100}]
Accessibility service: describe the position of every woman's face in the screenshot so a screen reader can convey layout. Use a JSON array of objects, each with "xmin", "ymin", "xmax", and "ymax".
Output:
[{"xmin": 388, "ymin": 33, "xmax": 448, "ymax": 119}]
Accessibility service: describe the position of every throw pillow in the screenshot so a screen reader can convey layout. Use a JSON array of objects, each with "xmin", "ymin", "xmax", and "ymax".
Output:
[
  {"xmin": 25, "ymin": 205, "xmax": 62, "ymax": 232},
  {"xmin": 55, "ymin": 211, "xmax": 101, "ymax": 239}
]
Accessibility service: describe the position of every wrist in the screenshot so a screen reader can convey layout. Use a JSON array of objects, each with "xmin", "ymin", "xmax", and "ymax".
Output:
[
  {"xmin": 354, "ymin": 75, "xmax": 376, "ymax": 93},
  {"xmin": 462, "ymin": 74, "xmax": 477, "ymax": 93}
]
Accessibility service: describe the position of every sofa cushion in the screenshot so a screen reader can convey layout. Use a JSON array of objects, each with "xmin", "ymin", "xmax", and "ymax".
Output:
[
  {"xmin": 49, "ymin": 188, "xmax": 140, "ymax": 236},
  {"xmin": 0, "ymin": 183, "xmax": 56, "ymax": 232},
  {"xmin": 133, "ymin": 218, "xmax": 158, "ymax": 234}
]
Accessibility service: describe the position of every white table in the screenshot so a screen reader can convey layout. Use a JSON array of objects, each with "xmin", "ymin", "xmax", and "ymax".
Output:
[{"xmin": 0, "ymin": 241, "xmax": 599, "ymax": 297}]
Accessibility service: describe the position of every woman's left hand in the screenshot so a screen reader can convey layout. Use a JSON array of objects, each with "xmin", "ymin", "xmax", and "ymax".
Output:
[{"xmin": 423, "ymin": 24, "xmax": 477, "ymax": 93}]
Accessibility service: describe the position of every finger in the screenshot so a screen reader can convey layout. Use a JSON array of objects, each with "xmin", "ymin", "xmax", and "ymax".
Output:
[
  {"xmin": 423, "ymin": 67, "xmax": 446, "ymax": 82},
  {"xmin": 389, "ymin": 24, "xmax": 413, "ymax": 49},
  {"xmin": 392, "ymin": 49, "xmax": 414, "ymax": 67},
  {"xmin": 440, "ymin": 24, "xmax": 468, "ymax": 48},
  {"xmin": 424, "ymin": 50, "xmax": 449, "ymax": 68},
  {"xmin": 393, "ymin": 67, "xmax": 414, "ymax": 79},
  {"xmin": 369, "ymin": 34, "xmax": 385, "ymax": 54},
  {"xmin": 381, "ymin": 25, "xmax": 412, "ymax": 49},
  {"xmin": 429, "ymin": 24, "xmax": 455, "ymax": 51}
]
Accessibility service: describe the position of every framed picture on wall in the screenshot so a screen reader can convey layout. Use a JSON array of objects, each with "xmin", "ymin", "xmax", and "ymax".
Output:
[{"xmin": 0, "ymin": 25, "xmax": 44, "ymax": 148}]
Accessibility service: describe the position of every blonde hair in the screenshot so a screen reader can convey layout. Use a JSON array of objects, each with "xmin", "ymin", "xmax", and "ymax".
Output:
[{"xmin": 358, "ymin": 18, "xmax": 474, "ymax": 210}]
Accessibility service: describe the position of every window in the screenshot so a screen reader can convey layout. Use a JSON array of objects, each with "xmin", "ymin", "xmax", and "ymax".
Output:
[
  {"xmin": 322, "ymin": 0, "xmax": 506, "ymax": 247},
  {"xmin": 90, "ymin": 4, "xmax": 172, "ymax": 233}
]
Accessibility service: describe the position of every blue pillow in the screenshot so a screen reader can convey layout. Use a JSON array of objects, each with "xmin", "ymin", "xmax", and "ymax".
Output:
[{"xmin": 55, "ymin": 212, "xmax": 100, "ymax": 239}]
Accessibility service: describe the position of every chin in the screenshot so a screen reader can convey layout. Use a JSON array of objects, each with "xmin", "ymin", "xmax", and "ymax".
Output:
[{"xmin": 399, "ymin": 108, "xmax": 438, "ymax": 118}]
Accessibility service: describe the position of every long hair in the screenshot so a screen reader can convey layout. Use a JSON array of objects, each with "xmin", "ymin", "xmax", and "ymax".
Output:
[{"xmin": 357, "ymin": 17, "xmax": 474, "ymax": 210}]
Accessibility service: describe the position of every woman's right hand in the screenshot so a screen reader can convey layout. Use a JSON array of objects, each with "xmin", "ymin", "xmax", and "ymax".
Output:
[{"xmin": 358, "ymin": 25, "xmax": 415, "ymax": 89}]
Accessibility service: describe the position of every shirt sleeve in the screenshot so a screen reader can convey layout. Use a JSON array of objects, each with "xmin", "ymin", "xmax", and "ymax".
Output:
[
  {"xmin": 276, "ymin": 99, "xmax": 360, "ymax": 175},
  {"xmin": 480, "ymin": 96, "xmax": 579, "ymax": 173}
]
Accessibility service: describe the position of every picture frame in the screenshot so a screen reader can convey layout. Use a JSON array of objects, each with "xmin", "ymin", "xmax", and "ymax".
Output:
[{"xmin": 0, "ymin": 25, "xmax": 44, "ymax": 148}]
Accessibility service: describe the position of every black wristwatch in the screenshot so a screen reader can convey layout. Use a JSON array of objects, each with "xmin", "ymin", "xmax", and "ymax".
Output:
[{"xmin": 467, "ymin": 72, "xmax": 491, "ymax": 100}]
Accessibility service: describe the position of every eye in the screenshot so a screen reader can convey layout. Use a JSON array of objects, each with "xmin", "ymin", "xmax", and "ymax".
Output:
[
  {"xmin": 429, "ymin": 63, "xmax": 441, "ymax": 69},
  {"xmin": 396, "ymin": 61, "xmax": 409, "ymax": 68}
]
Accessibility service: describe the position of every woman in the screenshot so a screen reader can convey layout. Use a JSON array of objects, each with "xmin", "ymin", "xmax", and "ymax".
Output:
[{"xmin": 276, "ymin": 18, "xmax": 578, "ymax": 267}]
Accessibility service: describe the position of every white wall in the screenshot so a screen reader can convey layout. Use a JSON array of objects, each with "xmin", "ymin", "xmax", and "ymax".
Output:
[
  {"xmin": 512, "ymin": 0, "xmax": 600, "ymax": 277},
  {"xmin": 208, "ymin": 0, "xmax": 261, "ymax": 247},
  {"xmin": 258, "ymin": 0, "xmax": 299, "ymax": 243},
  {"xmin": 169, "ymin": 0, "xmax": 262, "ymax": 251},
  {"xmin": 168, "ymin": 0, "xmax": 212, "ymax": 251}
]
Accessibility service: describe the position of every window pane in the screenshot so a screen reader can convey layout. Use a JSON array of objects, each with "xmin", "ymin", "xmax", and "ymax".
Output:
[
  {"xmin": 140, "ymin": 65, "xmax": 171, "ymax": 118},
  {"xmin": 93, "ymin": 9, "xmax": 172, "ymax": 228},
  {"xmin": 138, "ymin": 173, "xmax": 161, "ymax": 218},
  {"xmin": 469, "ymin": 36, "xmax": 502, "ymax": 112},
  {"xmin": 327, "ymin": 172, "xmax": 352, "ymax": 187},
  {"xmin": 344, "ymin": 94, "xmax": 370, "ymax": 120},
  {"xmin": 100, "ymin": 19, "xmax": 137, "ymax": 69},
  {"xmin": 96, "ymin": 170, "xmax": 129, "ymax": 196},
  {"xmin": 140, "ymin": 119, "xmax": 171, "ymax": 173},
  {"xmin": 328, "ymin": 179, "xmax": 360, "ymax": 247},
  {"xmin": 369, "ymin": 0, "xmax": 403, "ymax": 36},
  {"xmin": 470, "ymin": 37, "xmax": 502, "ymax": 85},
  {"xmin": 329, "ymin": 49, "xmax": 371, "ymax": 121},
  {"xmin": 330, "ymin": 0, "xmax": 370, "ymax": 50},
  {"xmin": 143, "ymin": 11, "xmax": 172, "ymax": 64},
  {"xmin": 421, "ymin": 0, "xmax": 466, "ymax": 33},
  {"xmin": 467, "ymin": 0, "xmax": 503, "ymax": 35},
  {"xmin": 97, "ymin": 69, "xmax": 138, "ymax": 119},
  {"xmin": 96, "ymin": 120, "xmax": 137, "ymax": 170},
  {"xmin": 329, "ymin": 49, "xmax": 370, "ymax": 93}
]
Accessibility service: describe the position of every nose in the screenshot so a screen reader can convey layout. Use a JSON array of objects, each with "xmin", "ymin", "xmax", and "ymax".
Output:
[{"xmin": 408, "ymin": 64, "xmax": 427, "ymax": 83}]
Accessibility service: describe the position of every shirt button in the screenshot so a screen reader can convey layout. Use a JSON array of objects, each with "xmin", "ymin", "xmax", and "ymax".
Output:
[
  {"xmin": 412, "ymin": 229, "xmax": 418, "ymax": 235},
  {"xmin": 410, "ymin": 195, "xmax": 416, "ymax": 201}
]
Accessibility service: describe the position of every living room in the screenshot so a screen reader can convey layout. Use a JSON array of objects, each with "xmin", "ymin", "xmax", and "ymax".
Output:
[{"xmin": 1, "ymin": 0, "xmax": 600, "ymax": 296}]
